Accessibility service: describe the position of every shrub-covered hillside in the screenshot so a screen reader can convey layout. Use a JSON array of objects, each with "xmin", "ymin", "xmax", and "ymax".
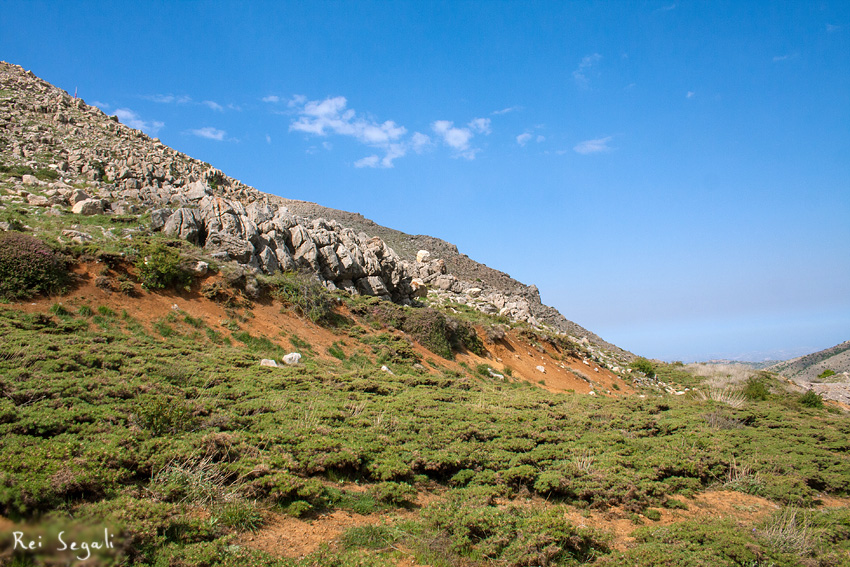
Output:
[{"xmin": 0, "ymin": 262, "xmax": 848, "ymax": 565}]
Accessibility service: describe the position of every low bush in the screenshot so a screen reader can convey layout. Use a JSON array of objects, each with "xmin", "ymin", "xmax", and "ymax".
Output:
[
  {"xmin": 0, "ymin": 232, "xmax": 69, "ymax": 300},
  {"xmin": 799, "ymin": 390, "xmax": 823, "ymax": 409},
  {"xmin": 135, "ymin": 241, "xmax": 192, "ymax": 290},
  {"xmin": 266, "ymin": 272, "xmax": 335, "ymax": 324},
  {"xmin": 630, "ymin": 357, "xmax": 655, "ymax": 378}
]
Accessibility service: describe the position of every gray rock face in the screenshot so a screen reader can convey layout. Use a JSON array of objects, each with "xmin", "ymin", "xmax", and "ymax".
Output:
[
  {"xmin": 163, "ymin": 208, "xmax": 205, "ymax": 245},
  {"xmin": 150, "ymin": 208, "xmax": 172, "ymax": 231},
  {"xmin": 204, "ymin": 231, "xmax": 254, "ymax": 264}
]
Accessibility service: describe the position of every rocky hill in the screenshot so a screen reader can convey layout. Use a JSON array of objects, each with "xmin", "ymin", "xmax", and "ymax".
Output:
[
  {"xmin": 0, "ymin": 60, "xmax": 631, "ymax": 364},
  {"xmin": 767, "ymin": 341, "xmax": 850, "ymax": 382}
]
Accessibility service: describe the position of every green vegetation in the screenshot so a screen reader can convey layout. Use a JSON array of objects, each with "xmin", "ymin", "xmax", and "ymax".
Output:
[
  {"xmin": 135, "ymin": 240, "xmax": 193, "ymax": 290},
  {"xmin": 818, "ymin": 369, "xmax": 836, "ymax": 379},
  {"xmin": 0, "ymin": 232, "xmax": 69, "ymax": 300},
  {"xmin": 0, "ymin": 299, "xmax": 847, "ymax": 566},
  {"xmin": 629, "ymin": 357, "xmax": 655, "ymax": 378}
]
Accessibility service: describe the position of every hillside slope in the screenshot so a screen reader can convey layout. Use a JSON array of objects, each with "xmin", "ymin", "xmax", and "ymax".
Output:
[
  {"xmin": 0, "ymin": 60, "xmax": 632, "ymax": 366},
  {"xmin": 767, "ymin": 340, "xmax": 850, "ymax": 382}
]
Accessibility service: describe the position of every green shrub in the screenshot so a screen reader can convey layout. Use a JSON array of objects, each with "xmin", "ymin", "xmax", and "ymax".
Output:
[
  {"xmin": 0, "ymin": 232, "xmax": 69, "ymax": 300},
  {"xmin": 743, "ymin": 377, "xmax": 770, "ymax": 401},
  {"xmin": 267, "ymin": 272, "xmax": 334, "ymax": 324},
  {"xmin": 367, "ymin": 481, "xmax": 416, "ymax": 506},
  {"xmin": 134, "ymin": 394, "xmax": 195, "ymax": 436},
  {"xmin": 799, "ymin": 390, "xmax": 823, "ymax": 409},
  {"xmin": 817, "ymin": 369, "xmax": 836, "ymax": 380},
  {"xmin": 136, "ymin": 242, "xmax": 192, "ymax": 290},
  {"xmin": 630, "ymin": 357, "xmax": 655, "ymax": 378}
]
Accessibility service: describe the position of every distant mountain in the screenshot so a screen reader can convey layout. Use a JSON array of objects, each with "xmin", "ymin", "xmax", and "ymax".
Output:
[{"xmin": 766, "ymin": 341, "xmax": 850, "ymax": 383}]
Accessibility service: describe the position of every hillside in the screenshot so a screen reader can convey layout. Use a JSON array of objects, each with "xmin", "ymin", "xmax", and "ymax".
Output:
[
  {"xmin": 1, "ymin": 62, "xmax": 849, "ymax": 567},
  {"xmin": 0, "ymin": 60, "xmax": 631, "ymax": 365},
  {"xmin": 767, "ymin": 341, "xmax": 850, "ymax": 383}
]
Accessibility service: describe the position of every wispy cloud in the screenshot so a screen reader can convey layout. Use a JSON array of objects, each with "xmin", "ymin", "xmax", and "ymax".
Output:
[
  {"xmin": 145, "ymin": 94, "xmax": 191, "ymax": 104},
  {"xmin": 468, "ymin": 118, "xmax": 492, "ymax": 135},
  {"xmin": 262, "ymin": 95, "xmax": 280, "ymax": 103},
  {"xmin": 492, "ymin": 106, "xmax": 521, "ymax": 115},
  {"xmin": 190, "ymin": 127, "xmax": 227, "ymax": 141},
  {"xmin": 516, "ymin": 133, "xmax": 533, "ymax": 147},
  {"xmin": 826, "ymin": 23, "xmax": 841, "ymax": 32},
  {"xmin": 202, "ymin": 100, "xmax": 224, "ymax": 112},
  {"xmin": 289, "ymin": 95, "xmax": 426, "ymax": 168},
  {"xmin": 686, "ymin": 91, "xmax": 695, "ymax": 98},
  {"xmin": 265, "ymin": 134, "xmax": 272, "ymax": 144},
  {"xmin": 91, "ymin": 101, "xmax": 109, "ymax": 110},
  {"xmin": 573, "ymin": 53, "xmax": 602, "ymax": 89},
  {"xmin": 431, "ymin": 118, "xmax": 491, "ymax": 160},
  {"xmin": 113, "ymin": 108, "xmax": 164, "ymax": 135},
  {"xmin": 658, "ymin": 3, "xmax": 676, "ymax": 12},
  {"xmin": 573, "ymin": 136, "xmax": 614, "ymax": 155}
]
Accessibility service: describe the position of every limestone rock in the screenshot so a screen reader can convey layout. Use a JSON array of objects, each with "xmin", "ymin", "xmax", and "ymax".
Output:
[
  {"xmin": 71, "ymin": 198, "xmax": 104, "ymax": 215},
  {"xmin": 163, "ymin": 208, "xmax": 205, "ymax": 245},
  {"xmin": 283, "ymin": 353, "xmax": 302, "ymax": 365},
  {"xmin": 260, "ymin": 359, "xmax": 278, "ymax": 368},
  {"xmin": 416, "ymin": 250, "xmax": 431, "ymax": 263}
]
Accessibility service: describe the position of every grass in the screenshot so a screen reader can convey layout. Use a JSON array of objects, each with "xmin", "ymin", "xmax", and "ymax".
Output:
[{"xmin": 0, "ymin": 287, "xmax": 847, "ymax": 565}]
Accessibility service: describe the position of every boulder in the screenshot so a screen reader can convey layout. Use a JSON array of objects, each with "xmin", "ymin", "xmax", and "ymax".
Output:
[
  {"xmin": 21, "ymin": 174, "xmax": 38, "ymax": 185},
  {"xmin": 356, "ymin": 275, "xmax": 389, "ymax": 297},
  {"xmin": 149, "ymin": 208, "xmax": 172, "ymax": 231},
  {"xmin": 283, "ymin": 352, "xmax": 301, "ymax": 365},
  {"xmin": 26, "ymin": 194, "xmax": 50, "ymax": 207},
  {"xmin": 71, "ymin": 198, "xmax": 104, "ymax": 215},
  {"xmin": 416, "ymin": 250, "xmax": 431, "ymax": 263},
  {"xmin": 68, "ymin": 189, "xmax": 90, "ymax": 205},
  {"xmin": 204, "ymin": 231, "xmax": 254, "ymax": 264},
  {"xmin": 260, "ymin": 359, "xmax": 278, "ymax": 368}
]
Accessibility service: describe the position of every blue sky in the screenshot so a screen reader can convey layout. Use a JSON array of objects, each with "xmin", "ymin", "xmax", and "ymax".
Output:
[{"xmin": 2, "ymin": 1, "xmax": 848, "ymax": 361}]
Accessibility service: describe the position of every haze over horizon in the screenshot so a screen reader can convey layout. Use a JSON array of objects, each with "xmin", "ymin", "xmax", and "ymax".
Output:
[{"xmin": 2, "ymin": 1, "xmax": 847, "ymax": 362}]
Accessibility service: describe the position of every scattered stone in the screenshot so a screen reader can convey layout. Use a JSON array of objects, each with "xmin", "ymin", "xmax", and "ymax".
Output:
[
  {"xmin": 416, "ymin": 249, "xmax": 431, "ymax": 263},
  {"xmin": 61, "ymin": 229, "xmax": 93, "ymax": 244},
  {"xmin": 260, "ymin": 359, "xmax": 278, "ymax": 368},
  {"xmin": 283, "ymin": 352, "xmax": 301, "ymax": 365},
  {"xmin": 536, "ymin": 365, "xmax": 546, "ymax": 373},
  {"xmin": 381, "ymin": 365, "xmax": 394, "ymax": 375},
  {"xmin": 21, "ymin": 174, "xmax": 38, "ymax": 185}
]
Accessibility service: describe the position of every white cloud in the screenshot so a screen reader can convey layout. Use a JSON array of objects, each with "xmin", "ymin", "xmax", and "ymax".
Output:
[
  {"xmin": 826, "ymin": 24, "xmax": 841, "ymax": 32},
  {"xmin": 410, "ymin": 132, "xmax": 431, "ymax": 153},
  {"xmin": 354, "ymin": 155, "xmax": 380, "ymax": 168},
  {"xmin": 113, "ymin": 108, "xmax": 164, "ymax": 135},
  {"xmin": 146, "ymin": 94, "xmax": 191, "ymax": 104},
  {"xmin": 658, "ymin": 3, "xmax": 676, "ymax": 11},
  {"xmin": 431, "ymin": 120, "xmax": 480, "ymax": 159},
  {"xmin": 536, "ymin": 135, "xmax": 545, "ymax": 143},
  {"xmin": 573, "ymin": 136, "xmax": 614, "ymax": 155},
  {"xmin": 262, "ymin": 95, "xmax": 280, "ymax": 103},
  {"xmin": 190, "ymin": 127, "xmax": 226, "ymax": 141},
  {"xmin": 91, "ymin": 101, "xmax": 109, "ymax": 110},
  {"xmin": 202, "ymin": 100, "xmax": 224, "ymax": 112},
  {"xmin": 516, "ymin": 133, "xmax": 533, "ymax": 146},
  {"xmin": 573, "ymin": 53, "xmax": 602, "ymax": 89},
  {"xmin": 686, "ymin": 91, "xmax": 695, "ymax": 98},
  {"xmin": 289, "ymin": 95, "xmax": 414, "ymax": 168},
  {"xmin": 265, "ymin": 134, "xmax": 272, "ymax": 144},
  {"xmin": 492, "ymin": 106, "xmax": 521, "ymax": 115},
  {"xmin": 468, "ymin": 117, "xmax": 492, "ymax": 135},
  {"xmin": 322, "ymin": 141, "xmax": 333, "ymax": 150}
]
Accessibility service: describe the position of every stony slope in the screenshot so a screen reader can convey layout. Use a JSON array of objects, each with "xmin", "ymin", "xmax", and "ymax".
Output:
[
  {"xmin": 0, "ymin": 60, "xmax": 631, "ymax": 364},
  {"xmin": 767, "ymin": 341, "xmax": 850, "ymax": 382}
]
